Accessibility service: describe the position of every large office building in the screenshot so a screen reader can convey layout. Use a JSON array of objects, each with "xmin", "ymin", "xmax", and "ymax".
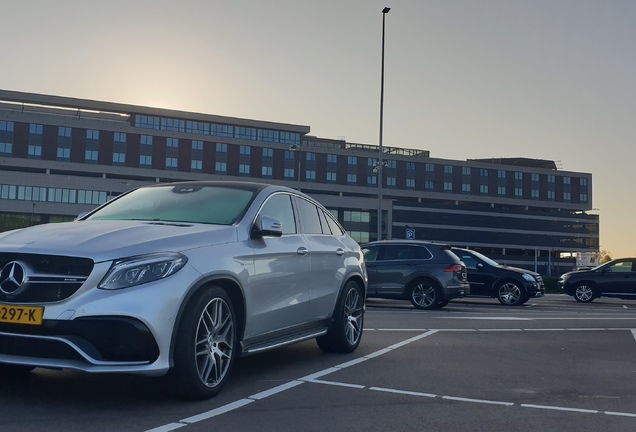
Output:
[{"xmin": 0, "ymin": 89, "xmax": 598, "ymax": 274}]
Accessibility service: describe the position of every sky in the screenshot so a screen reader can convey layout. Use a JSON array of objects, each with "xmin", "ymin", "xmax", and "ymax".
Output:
[{"xmin": 2, "ymin": 0, "xmax": 635, "ymax": 257}]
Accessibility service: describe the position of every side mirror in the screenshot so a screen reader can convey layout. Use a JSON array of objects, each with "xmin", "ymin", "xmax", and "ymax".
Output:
[
  {"xmin": 251, "ymin": 215, "xmax": 283, "ymax": 239},
  {"xmin": 476, "ymin": 263, "xmax": 484, "ymax": 271},
  {"xmin": 75, "ymin": 212, "xmax": 89, "ymax": 220}
]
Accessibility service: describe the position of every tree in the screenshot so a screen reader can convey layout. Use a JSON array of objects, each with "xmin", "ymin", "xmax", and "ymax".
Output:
[{"xmin": 599, "ymin": 250, "xmax": 612, "ymax": 264}]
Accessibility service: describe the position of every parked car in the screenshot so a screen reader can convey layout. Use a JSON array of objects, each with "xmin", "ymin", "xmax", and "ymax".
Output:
[
  {"xmin": 361, "ymin": 240, "xmax": 469, "ymax": 310},
  {"xmin": 558, "ymin": 258, "xmax": 636, "ymax": 302},
  {"xmin": 0, "ymin": 181, "xmax": 367, "ymax": 399},
  {"xmin": 450, "ymin": 247, "xmax": 545, "ymax": 306}
]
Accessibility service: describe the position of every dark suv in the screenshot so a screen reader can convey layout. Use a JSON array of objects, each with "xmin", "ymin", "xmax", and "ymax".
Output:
[
  {"xmin": 451, "ymin": 247, "xmax": 545, "ymax": 306},
  {"xmin": 362, "ymin": 240, "xmax": 469, "ymax": 310}
]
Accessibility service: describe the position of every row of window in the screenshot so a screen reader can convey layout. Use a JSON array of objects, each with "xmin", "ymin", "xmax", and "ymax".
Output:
[
  {"xmin": 133, "ymin": 115, "xmax": 300, "ymax": 145},
  {"xmin": 0, "ymin": 184, "xmax": 108, "ymax": 206}
]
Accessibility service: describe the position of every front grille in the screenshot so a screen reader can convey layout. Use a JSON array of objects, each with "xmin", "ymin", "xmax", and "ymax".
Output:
[{"xmin": 0, "ymin": 253, "xmax": 93, "ymax": 303}]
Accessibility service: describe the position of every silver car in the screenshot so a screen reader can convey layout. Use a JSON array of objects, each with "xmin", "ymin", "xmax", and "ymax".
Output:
[{"xmin": 0, "ymin": 181, "xmax": 366, "ymax": 399}]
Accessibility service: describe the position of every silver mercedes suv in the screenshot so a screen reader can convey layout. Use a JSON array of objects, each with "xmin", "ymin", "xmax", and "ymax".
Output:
[{"xmin": 0, "ymin": 181, "xmax": 367, "ymax": 399}]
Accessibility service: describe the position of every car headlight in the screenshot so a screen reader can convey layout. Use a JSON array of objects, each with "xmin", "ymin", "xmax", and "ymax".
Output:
[
  {"xmin": 99, "ymin": 252, "xmax": 187, "ymax": 290},
  {"xmin": 522, "ymin": 274, "xmax": 535, "ymax": 282}
]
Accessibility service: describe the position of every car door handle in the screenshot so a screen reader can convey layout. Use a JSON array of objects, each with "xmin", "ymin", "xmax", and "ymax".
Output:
[
  {"xmin": 297, "ymin": 247, "xmax": 309, "ymax": 256},
  {"xmin": 336, "ymin": 248, "xmax": 345, "ymax": 256}
]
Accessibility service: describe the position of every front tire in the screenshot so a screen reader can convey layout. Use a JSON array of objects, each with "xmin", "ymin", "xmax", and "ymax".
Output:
[
  {"xmin": 317, "ymin": 280, "xmax": 364, "ymax": 353},
  {"xmin": 409, "ymin": 280, "xmax": 442, "ymax": 310},
  {"xmin": 172, "ymin": 286, "xmax": 237, "ymax": 400},
  {"xmin": 497, "ymin": 281, "xmax": 525, "ymax": 306},
  {"xmin": 574, "ymin": 283, "xmax": 595, "ymax": 303}
]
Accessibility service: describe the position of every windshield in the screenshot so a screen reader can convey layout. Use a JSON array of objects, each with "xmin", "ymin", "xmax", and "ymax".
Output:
[{"xmin": 86, "ymin": 184, "xmax": 255, "ymax": 225}]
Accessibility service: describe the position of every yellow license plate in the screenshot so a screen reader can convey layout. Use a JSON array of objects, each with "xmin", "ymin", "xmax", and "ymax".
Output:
[{"xmin": 0, "ymin": 303, "xmax": 44, "ymax": 325}]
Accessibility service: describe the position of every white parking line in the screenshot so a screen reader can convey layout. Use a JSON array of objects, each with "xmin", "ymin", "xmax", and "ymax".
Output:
[{"xmin": 146, "ymin": 328, "xmax": 636, "ymax": 431}]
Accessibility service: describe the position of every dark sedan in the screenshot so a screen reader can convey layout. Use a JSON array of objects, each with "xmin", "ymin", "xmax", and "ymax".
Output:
[
  {"xmin": 558, "ymin": 258, "xmax": 636, "ymax": 302},
  {"xmin": 451, "ymin": 247, "xmax": 545, "ymax": 306}
]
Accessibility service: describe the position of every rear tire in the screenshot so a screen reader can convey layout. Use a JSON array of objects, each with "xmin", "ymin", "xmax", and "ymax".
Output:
[
  {"xmin": 574, "ymin": 283, "xmax": 595, "ymax": 303},
  {"xmin": 409, "ymin": 280, "xmax": 442, "ymax": 310},
  {"xmin": 317, "ymin": 280, "xmax": 364, "ymax": 353},
  {"xmin": 172, "ymin": 286, "xmax": 237, "ymax": 400}
]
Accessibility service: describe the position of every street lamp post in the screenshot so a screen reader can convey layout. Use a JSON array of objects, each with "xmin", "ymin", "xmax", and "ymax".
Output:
[
  {"xmin": 377, "ymin": 6, "xmax": 390, "ymax": 241},
  {"xmin": 288, "ymin": 144, "xmax": 302, "ymax": 190}
]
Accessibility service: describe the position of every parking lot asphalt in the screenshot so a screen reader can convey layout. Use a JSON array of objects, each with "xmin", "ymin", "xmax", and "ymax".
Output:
[{"xmin": 2, "ymin": 295, "xmax": 636, "ymax": 432}]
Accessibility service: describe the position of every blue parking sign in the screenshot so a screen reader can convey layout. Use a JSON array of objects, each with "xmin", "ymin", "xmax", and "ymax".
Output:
[{"xmin": 405, "ymin": 228, "xmax": 415, "ymax": 239}]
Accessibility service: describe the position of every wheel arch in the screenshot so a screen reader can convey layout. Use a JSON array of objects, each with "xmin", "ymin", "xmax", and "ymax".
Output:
[{"xmin": 169, "ymin": 275, "xmax": 246, "ymax": 368}]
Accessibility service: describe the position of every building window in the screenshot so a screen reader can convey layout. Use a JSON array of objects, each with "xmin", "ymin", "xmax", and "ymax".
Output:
[
  {"xmin": 114, "ymin": 132, "xmax": 126, "ymax": 143},
  {"xmin": 462, "ymin": 167, "xmax": 470, "ymax": 175},
  {"xmin": 514, "ymin": 187, "xmax": 523, "ymax": 197},
  {"xmin": 215, "ymin": 162, "xmax": 227, "ymax": 173},
  {"xmin": 263, "ymin": 148, "xmax": 273, "ymax": 157},
  {"xmin": 580, "ymin": 193, "xmax": 588, "ymax": 202},
  {"xmin": 167, "ymin": 138, "xmax": 179, "ymax": 148},
  {"xmin": 28, "ymin": 145, "xmax": 42, "ymax": 157},
  {"xmin": 240, "ymin": 145, "xmax": 250, "ymax": 155},
  {"xmin": 425, "ymin": 163, "xmax": 434, "ymax": 172},
  {"xmin": 444, "ymin": 165, "xmax": 452, "ymax": 174},
  {"xmin": 425, "ymin": 180, "xmax": 434, "ymax": 190},
  {"xmin": 140, "ymin": 155, "xmax": 152, "ymax": 166},
  {"xmin": 141, "ymin": 135, "xmax": 153, "ymax": 145},
  {"xmin": 580, "ymin": 178, "xmax": 588, "ymax": 186},
  {"xmin": 29, "ymin": 124, "xmax": 43, "ymax": 134},
  {"xmin": 531, "ymin": 189, "xmax": 539, "ymax": 198},
  {"xmin": 0, "ymin": 121, "xmax": 14, "ymax": 132},
  {"xmin": 347, "ymin": 174, "xmax": 357, "ymax": 184},
  {"xmin": 57, "ymin": 148, "xmax": 70, "ymax": 159},
  {"xmin": 306, "ymin": 152, "xmax": 316, "ymax": 161},
  {"xmin": 327, "ymin": 154, "xmax": 337, "ymax": 164},
  {"xmin": 444, "ymin": 182, "xmax": 452, "ymax": 191},
  {"xmin": 192, "ymin": 140, "xmax": 203, "ymax": 151},
  {"xmin": 498, "ymin": 170, "xmax": 506, "ymax": 179},
  {"xmin": 480, "ymin": 185, "xmax": 488, "ymax": 194},
  {"xmin": 480, "ymin": 169, "xmax": 488, "ymax": 177},
  {"xmin": 285, "ymin": 150, "xmax": 295, "ymax": 159},
  {"xmin": 347, "ymin": 156, "xmax": 357, "ymax": 165},
  {"xmin": 387, "ymin": 160, "xmax": 396, "ymax": 169},
  {"xmin": 498, "ymin": 186, "xmax": 506, "ymax": 195},
  {"xmin": 367, "ymin": 176, "xmax": 377, "ymax": 185},
  {"xmin": 531, "ymin": 173, "xmax": 539, "ymax": 182},
  {"xmin": 327, "ymin": 172, "xmax": 336, "ymax": 182},
  {"xmin": 284, "ymin": 168, "xmax": 295, "ymax": 179},
  {"xmin": 262, "ymin": 166, "xmax": 273, "ymax": 177},
  {"xmin": 86, "ymin": 129, "xmax": 99, "ymax": 140},
  {"xmin": 406, "ymin": 162, "xmax": 415, "ymax": 171},
  {"xmin": 548, "ymin": 175, "xmax": 555, "ymax": 183},
  {"xmin": 462, "ymin": 183, "xmax": 470, "ymax": 193},
  {"xmin": 58, "ymin": 127, "xmax": 71, "ymax": 137},
  {"xmin": 239, "ymin": 164, "xmax": 250, "ymax": 175},
  {"xmin": 406, "ymin": 178, "xmax": 415, "ymax": 188},
  {"xmin": 563, "ymin": 176, "xmax": 571, "ymax": 184},
  {"xmin": 216, "ymin": 143, "xmax": 227, "ymax": 153},
  {"xmin": 166, "ymin": 157, "xmax": 178, "ymax": 169},
  {"xmin": 0, "ymin": 143, "xmax": 12, "ymax": 154},
  {"xmin": 387, "ymin": 177, "xmax": 396, "ymax": 187},
  {"xmin": 113, "ymin": 153, "xmax": 126, "ymax": 164},
  {"xmin": 191, "ymin": 159, "xmax": 202, "ymax": 171},
  {"xmin": 514, "ymin": 172, "xmax": 522, "ymax": 180},
  {"xmin": 306, "ymin": 170, "xmax": 316, "ymax": 181},
  {"xmin": 135, "ymin": 115, "xmax": 160, "ymax": 130}
]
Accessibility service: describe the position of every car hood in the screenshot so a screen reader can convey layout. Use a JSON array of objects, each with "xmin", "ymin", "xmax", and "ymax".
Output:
[
  {"xmin": 499, "ymin": 265, "xmax": 540, "ymax": 277},
  {"xmin": 0, "ymin": 220, "xmax": 239, "ymax": 262}
]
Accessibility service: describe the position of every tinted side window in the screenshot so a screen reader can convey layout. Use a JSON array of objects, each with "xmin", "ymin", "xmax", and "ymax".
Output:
[
  {"xmin": 362, "ymin": 246, "xmax": 380, "ymax": 261},
  {"xmin": 383, "ymin": 245, "xmax": 432, "ymax": 260},
  {"xmin": 324, "ymin": 211, "xmax": 345, "ymax": 236},
  {"xmin": 295, "ymin": 198, "xmax": 322, "ymax": 234},
  {"xmin": 458, "ymin": 254, "xmax": 479, "ymax": 269},
  {"xmin": 259, "ymin": 193, "xmax": 297, "ymax": 235}
]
